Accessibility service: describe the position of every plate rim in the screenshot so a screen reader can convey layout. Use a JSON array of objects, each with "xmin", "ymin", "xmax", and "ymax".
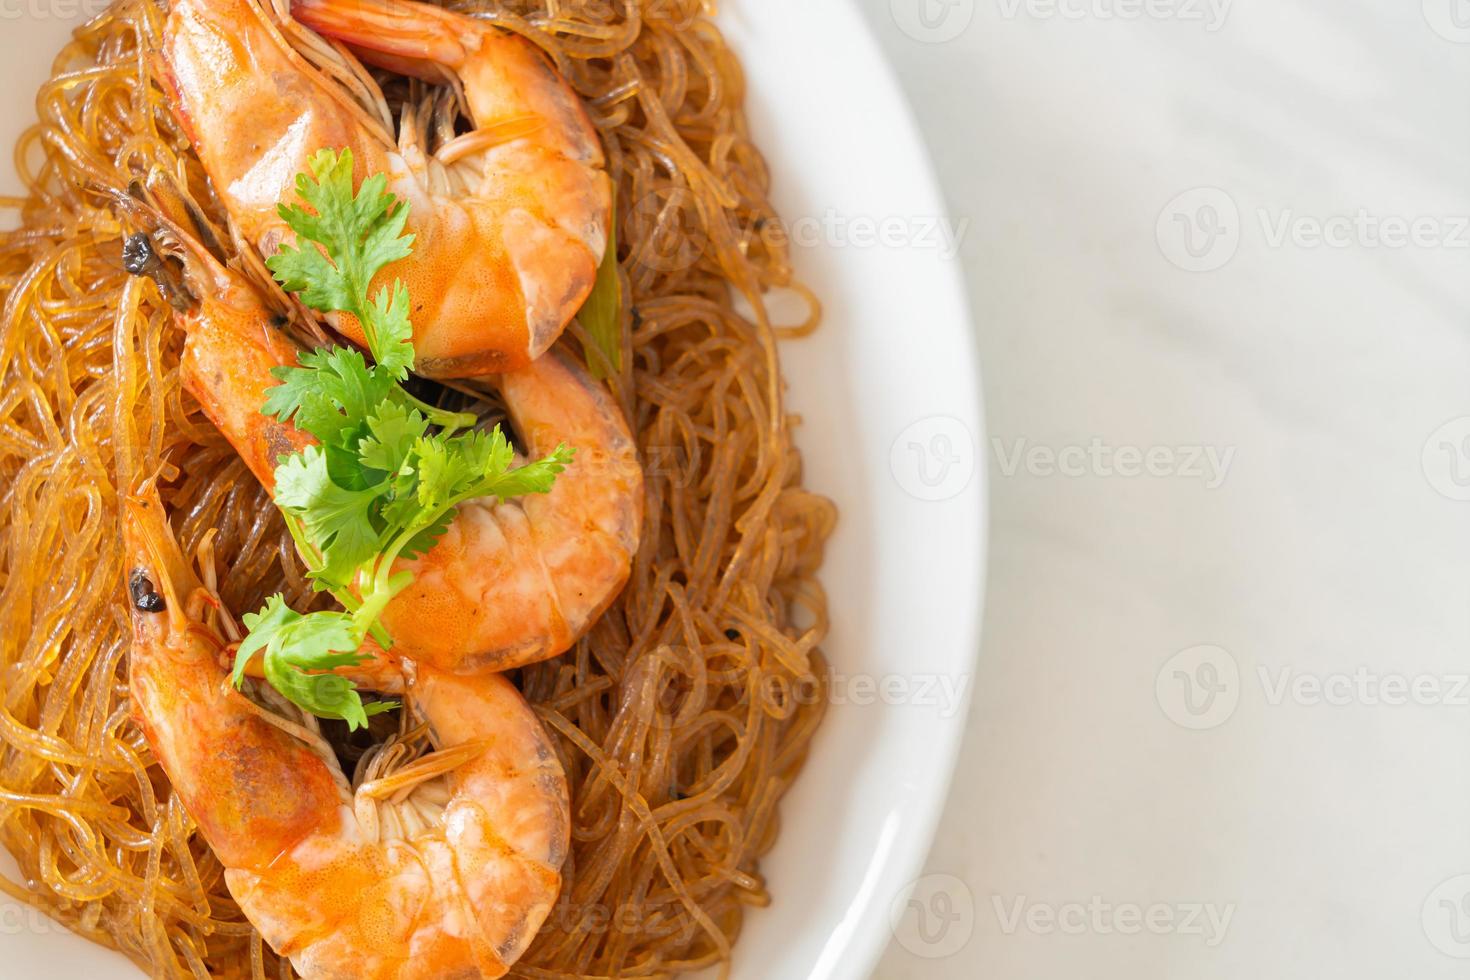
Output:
[{"xmin": 745, "ymin": 3, "xmax": 988, "ymax": 976}]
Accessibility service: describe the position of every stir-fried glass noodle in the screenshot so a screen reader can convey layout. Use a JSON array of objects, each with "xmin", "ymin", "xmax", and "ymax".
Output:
[{"xmin": 0, "ymin": 0, "xmax": 836, "ymax": 976}]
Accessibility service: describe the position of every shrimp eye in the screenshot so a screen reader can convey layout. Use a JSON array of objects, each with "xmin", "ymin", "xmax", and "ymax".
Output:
[
  {"xmin": 122, "ymin": 233, "xmax": 158, "ymax": 277},
  {"xmin": 129, "ymin": 568, "xmax": 166, "ymax": 613}
]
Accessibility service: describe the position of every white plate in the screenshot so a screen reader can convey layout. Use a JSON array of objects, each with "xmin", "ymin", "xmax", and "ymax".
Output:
[{"xmin": 0, "ymin": 2, "xmax": 985, "ymax": 977}]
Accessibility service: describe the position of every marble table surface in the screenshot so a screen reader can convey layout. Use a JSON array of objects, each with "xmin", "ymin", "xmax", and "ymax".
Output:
[{"xmin": 859, "ymin": 1, "xmax": 1470, "ymax": 977}]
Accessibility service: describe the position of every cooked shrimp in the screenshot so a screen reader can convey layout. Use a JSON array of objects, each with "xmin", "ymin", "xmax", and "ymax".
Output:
[
  {"xmin": 158, "ymin": 0, "xmax": 610, "ymax": 377},
  {"xmin": 378, "ymin": 346, "xmax": 645, "ymax": 673},
  {"xmin": 133, "ymin": 232, "xmax": 644, "ymax": 673},
  {"xmin": 123, "ymin": 485, "xmax": 570, "ymax": 979}
]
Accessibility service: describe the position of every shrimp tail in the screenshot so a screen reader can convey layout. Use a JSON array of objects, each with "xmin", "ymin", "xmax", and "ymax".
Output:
[{"xmin": 291, "ymin": 0, "xmax": 468, "ymax": 79}]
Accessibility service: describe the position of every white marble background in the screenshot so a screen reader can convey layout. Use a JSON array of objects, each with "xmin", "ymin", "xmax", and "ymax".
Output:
[{"xmin": 861, "ymin": 0, "xmax": 1470, "ymax": 977}]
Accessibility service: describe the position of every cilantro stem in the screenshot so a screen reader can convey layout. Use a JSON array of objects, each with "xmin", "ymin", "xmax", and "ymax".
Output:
[
  {"xmin": 399, "ymin": 390, "xmax": 477, "ymax": 435},
  {"xmin": 284, "ymin": 511, "xmax": 384, "ymax": 644},
  {"xmin": 282, "ymin": 513, "xmax": 325, "ymax": 578},
  {"xmin": 349, "ymin": 560, "xmax": 414, "ymax": 640}
]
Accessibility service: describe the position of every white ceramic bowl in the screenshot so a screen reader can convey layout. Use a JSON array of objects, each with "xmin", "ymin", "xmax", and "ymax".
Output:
[{"xmin": 0, "ymin": 2, "xmax": 985, "ymax": 977}]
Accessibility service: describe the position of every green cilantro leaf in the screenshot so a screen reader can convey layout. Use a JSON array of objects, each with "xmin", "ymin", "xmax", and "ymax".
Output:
[
  {"xmin": 358, "ymin": 400, "xmax": 429, "ymax": 474},
  {"xmin": 263, "ymin": 347, "xmax": 396, "ymax": 448},
  {"xmin": 367, "ymin": 280, "xmax": 415, "ymax": 379},
  {"xmin": 410, "ymin": 434, "xmax": 459, "ymax": 511},
  {"xmin": 442, "ymin": 428, "xmax": 574, "ymax": 503},
  {"xmin": 273, "ymin": 446, "xmax": 384, "ymax": 588},
  {"xmin": 398, "ymin": 507, "xmax": 456, "ymax": 561},
  {"xmin": 233, "ymin": 596, "xmax": 396, "ymax": 730},
  {"xmin": 240, "ymin": 147, "xmax": 581, "ymax": 728},
  {"xmin": 452, "ymin": 427, "xmax": 517, "ymax": 484},
  {"xmin": 266, "ymin": 147, "xmax": 415, "ymax": 377},
  {"xmin": 473, "ymin": 440, "xmax": 574, "ymax": 501}
]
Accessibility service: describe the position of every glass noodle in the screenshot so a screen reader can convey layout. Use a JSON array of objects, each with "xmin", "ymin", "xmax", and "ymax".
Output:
[{"xmin": 0, "ymin": 0, "xmax": 835, "ymax": 976}]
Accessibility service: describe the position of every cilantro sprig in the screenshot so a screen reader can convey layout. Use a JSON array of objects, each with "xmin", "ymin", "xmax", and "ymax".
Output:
[
  {"xmin": 234, "ymin": 148, "xmax": 573, "ymax": 728},
  {"xmin": 267, "ymin": 148, "xmax": 416, "ymax": 379}
]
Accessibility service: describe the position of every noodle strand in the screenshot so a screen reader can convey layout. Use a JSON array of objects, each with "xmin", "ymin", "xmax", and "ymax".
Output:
[{"xmin": 0, "ymin": 2, "xmax": 835, "ymax": 977}]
